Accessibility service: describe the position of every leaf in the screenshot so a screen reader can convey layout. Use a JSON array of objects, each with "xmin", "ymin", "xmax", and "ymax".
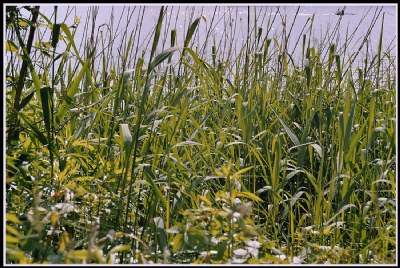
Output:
[
  {"xmin": 149, "ymin": 6, "xmax": 165, "ymax": 62},
  {"xmin": 19, "ymin": 112, "xmax": 48, "ymax": 146},
  {"xmin": 324, "ymin": 204, "xmax": 356, "ymax": 226},
  {"xmin": 154, "ymin": 217, "xmax": 167, "ymax": 252},
  {"xmin": 6, "ymin": 234, "xmax": 19, "ymax": 244},
  {"xmin": 120, "ymin": 123, "xmax": 133, "ymax": 145},
  {"xmin": 231, "ymin": 166, "xmax": 253, "ymax": 180},
  {"xmin": 50, "ymin": 211, "xmax": 58, "ymax": 226},
  {"xmin": 39, "ymin": 86, "xmax": 52, "ymax": 141},
  {"xmin": 252, "ymin": 130, "xmax": 267, "ymax": 141},
  {"xmin": 172, "ymin": 140, "xmax": 201, "ymax": 148},
  {"xmin": 71, "ymin": 140, "xmax": 95, "ymax": 151},
  {"xmin": 337, "ymin": 181, "xmax": 357, "ymax": 211},
  {"xmin": 149, "ymin": 46, "xmax": 182, "ymax": 72},
  {"xmin": 198, "ymin": 195, "xmax": 212, "ymax": 206},
  {"xmin": 290, "ymin": 191, "xmax": 305, "ymax": 207},
  {"xmin": 6, "ymin": 213, "xmax": 21, "ymax": 224},
  {"xmin": 345, "ymin": 120, "xmax": 367, "ymax": 162},
  {"xmin": 224, "ymin": 141, "xmax": 246, "ymax": 147},
  {"xmin": 109, "ymin": 244, "xmax": 131, "ymax": 254},
  {"xmin": 172, "ymin": 234, "xmax": 183, "ymax": 252},
  {"xmin": 6, "ymin": 225, "xmax": 20, "ymax": 237},
  {"xmin": 65, "ymin": 249, "xmax": 90, "ymax": 260},
  {"xmin": 55, "ymin": 57, "xmax": 90, "ymax": 126},
  {"xmin": 286, "ymin": 170, "xmax": 302, "ymax": 180},
  {"xmin": 51, "ymin": 23, "xmax": 61, "ymax": 48},
  {"xmin": 17, "ymin": 90, "xmax": 35, "ymax": 111},
  {"xmin": 60, "ymin": 23, "xmax": 83, "ymax": 62},
  {"xmin": 6, "ymin": 40, "xmax": 18, "ymax": 53},
  {"xmin": 278, "ymin": 118, "xmax": 300, "ymax": 146},
  {"xmin": 344, "ymin": 102, "xmax": 356, "ymax": 152},
  {"xmin": 183, "ymin": 16, "xmax": 204, "ymax": 49},
  {"xmin": 214, "ymin": 169, "xmax": 224, "ymax": 177},
  {"xmin": 143, "ymin": 167, "xmax": 167, "ymax": 209},
  {"xmin": 18, "ymin": 18, "xmax": 29, "ymax": 27},
  {"xmin": 311, "ymin": 143, "xmax": 323, "ymax": 159},
  {"xmin": 237, "ymin": 191, "xmax": 262, "ymax": 202}
]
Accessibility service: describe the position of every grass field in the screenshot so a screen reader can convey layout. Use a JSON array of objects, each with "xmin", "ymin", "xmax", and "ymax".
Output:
[{"xmin": 5, "ymin": 5, "xmax": 396, "ymax": 264}]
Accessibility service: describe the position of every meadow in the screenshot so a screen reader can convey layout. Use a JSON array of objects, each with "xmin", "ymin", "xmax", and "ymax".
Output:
[{"xmin": 5, "ymin": 5, "xmax": 396, "ymax": 264}]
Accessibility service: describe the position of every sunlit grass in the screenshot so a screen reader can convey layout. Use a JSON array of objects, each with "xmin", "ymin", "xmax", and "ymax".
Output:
[{"xmin": 5, "ymin": 5, "xmax": 396, "ymax": 264}]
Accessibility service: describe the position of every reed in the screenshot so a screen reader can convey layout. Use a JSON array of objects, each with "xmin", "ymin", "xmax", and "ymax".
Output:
[{"xmin": 5, "ymin": 5, "xmax": 396, "ymax": 264}]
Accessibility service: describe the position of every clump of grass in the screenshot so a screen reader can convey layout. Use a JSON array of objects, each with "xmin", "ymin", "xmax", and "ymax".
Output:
[{"xmin": 5, "ymin": 5, "xmax": 396, "ymax": 264}]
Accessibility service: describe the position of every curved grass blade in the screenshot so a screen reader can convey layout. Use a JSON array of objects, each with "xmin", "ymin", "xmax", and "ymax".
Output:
[
  {"xmin": 183, "ymin": 16, "xmax": 205, "ymax": 53},
  {"xmin": 148, "ymin": 46, "xmax": 182, "ymax": 72},
  {"xmin": 278, "ymin": 117, "xmax": 300, "ymax": 146},
  {"xmin": 149, "ymin": 6, "xmax": 165, "ymax": 63},
  {"xmin": 39, "ymin": 86, "xmax": 52, "ymax": 141},
  {"xmin": 143, "ymin": 166, "xmax": 167, "ymax": 210},
  {"xmin": 17, "ymin": 90, "xmax": 35, "ymax": 111},
  {"xmin": 51, "ymin": 23, "xmax": 61, "ymax": 48},
  {"xmin": 19, "ymin": 113, "xmax": 48, "ymax": 146},
  {"xmin": 55, "ymin": 58, "xmax": 91, "ymax": 126}
]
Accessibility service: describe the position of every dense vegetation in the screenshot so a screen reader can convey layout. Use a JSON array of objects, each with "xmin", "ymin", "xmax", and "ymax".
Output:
[{"xmin": 5, "ymin": 5, "xmax": 396, "ymax": 264}]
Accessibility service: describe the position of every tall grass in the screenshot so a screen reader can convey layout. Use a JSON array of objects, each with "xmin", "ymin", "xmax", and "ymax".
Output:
[{"xmin": 5, "ymin": 5, "xmax": 396, "ymax": 264}]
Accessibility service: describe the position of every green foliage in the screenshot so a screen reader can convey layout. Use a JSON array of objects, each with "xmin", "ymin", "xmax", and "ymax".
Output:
[{"xmin": 5, "ymin": 4, "xmax": 396, "ymax": 264}]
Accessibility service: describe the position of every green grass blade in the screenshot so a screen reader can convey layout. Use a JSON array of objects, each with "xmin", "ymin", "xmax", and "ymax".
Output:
[
  {"xmin": 143, "ymin": 166, "xmax": 167, "ymax": 210},
  {"xmin": 149, "ymin": 6, "xmax": 165, "ymax": 63},
  {"xmin": 55, "ymin": 58, "xmax": 91, "ymax": 126},
  {"xmin": 17, "ymin": 90, "xmax": 35, "ymax": 111},
  {"xmin": 19, "ymin": 113, "xmax": 48, "ymax": 146},
  {"xmin": 279, "ymin": 118, "xmax": 300, "ymax": 146},
  {"xmin": 149, "ymin": 46, "xmax": 182, "ymax": 72},
  {"xmin": 39, "ymin": 86, "xmax": 52, "ymax": 140}
]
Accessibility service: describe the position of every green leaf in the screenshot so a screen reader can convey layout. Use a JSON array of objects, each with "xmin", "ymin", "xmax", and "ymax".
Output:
[
  {"xmin": 337, "ymin": 180, "xmax": 357, "ymax": 211},
  {"xmin": 149, "ymin": 46, "xmax": 182, "ymax": 72},
  {"xmin": 278, "ymin": 117, "xmax": 300, "ymax": 146},
  {"xmin": 143, "ymin": 167, "xmax": 167, "ymax": 209},
  {"xmin": 149, "ymin": 6, "xmax": 165, "ymax": 63},
  {"xmin": 154, "ymin": 217, "xmax": 167, "ymax": 251},
  {"xmin": 6, "ymin": 214, "xmax": 21, "ymax": 224},
  {"xmin": 6, "ymin": 234, "xmax": 19, "ymax": 244},
  {"xmin": 60, "ymin": 23, "xmax": 83, "ymax": 62},
  {"xmin": 236, "ymin": 191, "xmax": 262, "ymax": 202},
  {"xmin": 324, "ymin": 204, "xmax": 356, "ymax": 226},
  {"xmin": 120, "ymin": 124, "xmax": 133, "ymax": 144},
  {"xmin": 344, "ymin": 100, "xmax": 356, "ymax": 152},
  {"xmin": 19, "ymin": 112, "xmax": 48, "ymax": 146},
  {"xmin": 39, "ymin": 86, "xmax": 52, "ymax": 140},
  {"xmin": 311, "ymin": 143, "xmax": 323, "ymax": 159},
  {"xmin": 109, "ymin": 244, "xmax": 131, "ymax": 254},
  {"xmin": 172, "ymin": 234, "xmax": 183, "ymax": 252},
  {"xmin": 231, "ymin": 166, "xmax": 254, "ymax": 180},
  {"xmin": 345, "ymin": 120, "xmax": 367, "ymax": 162},
  {"xmin": 17, "ymin": 90, "xmax": 35, "ymax": 111},
  {"xmin": 51, "ymin": 23, "xmax": 61, "ymax": 48},
  {"xmin": 172, "ymin": 140, "xmax": 201, "ymax": 148},
  {"xmin": 6, "ymin": 40, "xmax": 18, "ymax": 53},
  {"xmin": 65, "ymin": 249, "xmax": 90, "ymax": 260},
  {"xmin": 55, "ymin": 58, "xmax": 90, "ymax": 126},
  {"xmin": 6, "ymin": 225, "xmax": 20, "ymax": 237},
  {"xmin": 183, "ymin": 16, "xmax": 204, "ymax": 49}
]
